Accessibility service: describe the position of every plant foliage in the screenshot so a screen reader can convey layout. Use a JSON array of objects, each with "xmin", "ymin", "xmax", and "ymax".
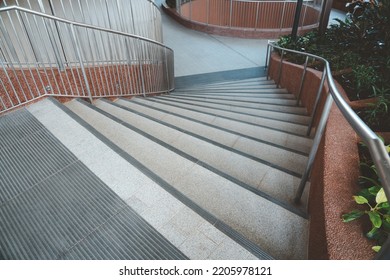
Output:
[
  {"xmin": 342, "ymin": 139, "xmax": 390, "ymax": 252},
  {"xmin": 276, "ymin": 0, "xmax": 390, "ymax": 131}
]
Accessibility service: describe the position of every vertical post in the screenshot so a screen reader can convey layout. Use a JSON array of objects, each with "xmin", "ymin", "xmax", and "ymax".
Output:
[
  {"xmin": 318, "ymin": 0, "xmax": 333, "ymax": 35},
  {"xmin": 136, "ymin": 39, "xmax": 146, "ymax": 98},
  {"xmin": 276, "ymin": 50, "xmax": 284, "ymax": 88},
  {"xmin": 164, "ymin": 48, "xmax": 170, "ymax": 91},
  {"xmin": 279, "ymin": 2, "xmax": 287, "ymax": 32},
  {"xmin": 266, "ymin": 44, "xmax": 272, "ymax": 80},
  {"xmin": 291, "ymin": 0, "xmax": 304, "ymax": 40},
  {"xmin": 306, "ymin": 67, "xmax": 327, "ymax": 136},
  {"xmin": 206, "ymin": 0, "xmax": 210, "ymax": 25},
  {"xmin": 70, "ymin": 24, "xmax": 92, "ymax": 103},
  {"xmin": 189, "ymin": 0, "xmax": 192, "ymax": 21},
  {"xmin": 229, "ymin": 0, "xmax": 233, "ymax": 27},
  {"xmin": 297, "ymin": 56, "xmax": 309, "ymax": 105},
  {"xmin": 294, "ymin": 93, "xmax": 333, "ymax": 203},
  {"xmin": 255, "ymin": 1, "xmax": 259, "ymax": 30},
  {"xmin": 177, "ymin": 0, "xmax": 181, "ymax": 15},
  {"xmin": 37, "ymin": 0, "xmax": 65, "ymax": 70}
]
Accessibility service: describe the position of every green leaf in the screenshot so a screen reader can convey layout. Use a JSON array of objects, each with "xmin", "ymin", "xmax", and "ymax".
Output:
[
  {"xmin": 369, "ymin": 186, "xmax": 381, "ymax": 196},
  {"xmin": 372, "ymin": 246, "xmax": 381, "ymax": 253},
  {"xmin": 386, "ymin": 145, "xmax": 390, "ymax": 154},
  {"xmin": 377, "ymin": 202, "xmax": 390, "ymax": 210},
  {"xmin": 376, "ymin": 188, "xmax": 388, "ymax": 204},
  {"xmin": 368, "ymin": 211, "xmax": 382, "ymax": 228},
  {"xmin": 342, "ymin": 210, "xmax": 364, "ymax": 222},
  {"xmin": 366, "ymin": 227, "xmax": 380, "ymax": 239},
  {"xmin": 353, "ymin": 195, "xmax": 369, "ymax": 204}
]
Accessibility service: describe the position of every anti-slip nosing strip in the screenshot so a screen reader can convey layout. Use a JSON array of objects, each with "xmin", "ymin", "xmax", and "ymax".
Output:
[
  {"xmin": 147, "ymin": 97, "xmax": 308, "ymax": 127},
  {"xmin": 171, "ymin": 92, "xmax": 294, "ymax": 99},
  {"xmin": 160, "ymin": 95, "xmax": 308, "ymax": 115},
  {"xmin": 53, "ymin": 98, "xmax": 273, "ymax": 260},
  {"xmin": 130, "ymin": 97, "xmax": 308, "ymax": 138},
  {"xmin": 151, "ymin": 95, "xmax": 309, "ymax": 123},
  {"xmin": 104, "ymin": 98, "xmax": 306, "ymax": 176},
  {"xmin": 123, "ymin": 98, "xmax": 310, "ymax": 156},
  {"xmin": 96, "ymin": 98, "xmax": 308, "ymax": 218}
]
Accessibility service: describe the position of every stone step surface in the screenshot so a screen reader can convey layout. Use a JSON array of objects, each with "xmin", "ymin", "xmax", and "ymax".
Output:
[
  {"xmin": 26, "ymin": 98, "xmax": 262, "ymax": 260},
  {"xmin": 65, "ymin": 98, "xmax": 309, "ymax": 259},
  {"xmin": 94, "ymin": 98, "xmax": 308, "ymax": 209}
]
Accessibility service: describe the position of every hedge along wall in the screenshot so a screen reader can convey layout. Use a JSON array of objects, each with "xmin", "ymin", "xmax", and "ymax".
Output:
[{"xmin": 268, "ymin": 53, "xmax": 375, "ymax": 259}]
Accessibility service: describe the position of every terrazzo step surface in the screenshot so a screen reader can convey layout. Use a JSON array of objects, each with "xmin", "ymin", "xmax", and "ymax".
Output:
[
  {"xmin": 65, "ymin": 97, "xmax": 309, "ymax": 259},
  {"xmin": 1, "ymin": 73, "xmax": 313, "ymax": 260},
  {"xmin": 93, "ymin": 98, "xmax": 309, "ymax": 212},
  {"xmin": 24, "ymin": 98, "xmax": 262, "ymax": 260}
]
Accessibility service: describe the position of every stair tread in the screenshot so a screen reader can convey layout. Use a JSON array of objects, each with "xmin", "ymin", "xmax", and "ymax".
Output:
[
  {"xmin": 27, "ymin": 99, "xmax": 263, "ymax": 260},
  {"xmin": 96, "ymin": 99, "xmax": 308, "ymax": 199},
  {"xmin": 143, "ymin": 96, "xmax": 311, "ymax": 125},
  {"xmin": 132, "ymin": 97, "xmax": 308, "ymax": 135},
  {"xmin": 170, "ymin": 94, "xmax": 298, "ymax": 105},
  {"xmin": 160, "ymin": 95, "xmax": 307, "ymax": 114},
  {"xmin": 66, "ymin": 99, "xmax": 308, "ymax": 259}
]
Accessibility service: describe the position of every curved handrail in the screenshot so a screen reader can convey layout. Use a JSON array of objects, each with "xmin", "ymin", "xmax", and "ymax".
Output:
[
  {"xmin": 0, "ymin": 5, "xmax": 175, "ymax": 113},
  {"xmin": 266, "ymin": 42, "xmax": 390, "ymax": 259},
  {"xmin": 0, "ymin": 6, "xmax": 173, "ymax": 52}
]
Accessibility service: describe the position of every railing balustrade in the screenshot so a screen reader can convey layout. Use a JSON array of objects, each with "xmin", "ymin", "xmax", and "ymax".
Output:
[
  {"xmin": 266, "ymin": 42, "xmax": 390, "ymax": 260},
  {"xmin": 0, "ymin": 6, "xmax": 174, "ymax": 113},
  {"xmin": 172, "ymin": 0, "xmax": 323, "ymax": 36}
]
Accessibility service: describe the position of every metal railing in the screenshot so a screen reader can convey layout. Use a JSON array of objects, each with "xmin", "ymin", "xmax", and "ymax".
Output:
[
  {"xmin": 1, "ymin": 0, "xmax": 163, "ymax": 43},
  {"xmin": 265, "ymin": 42, "xmax": 390, "ymax": 259},
  {"xmin": 0, "ymin": 6, "xmax": 174, "ymax": 113},
  {"xmin": 174, "ymin": 0, "xmax": 323, "ymax": 32}
]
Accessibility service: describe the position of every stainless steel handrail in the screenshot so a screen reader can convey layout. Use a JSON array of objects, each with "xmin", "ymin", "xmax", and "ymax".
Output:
[
  {"xmin": 0, "ymin": 5, "xmax": 174, "ymax": 113},
  {"xmin": 2, "ymin": 0, "xmax": 164, "ymax": 43},
  {"xmin": 266, "ymin": 42, "xmax": 390, "ymax": 259},
  {"xmin": 0, "ymin": 6, "xmax": 172, "ymax": 50}
]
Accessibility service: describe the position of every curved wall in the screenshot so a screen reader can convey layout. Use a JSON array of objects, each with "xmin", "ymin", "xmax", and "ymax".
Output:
[{"xmin": 165, "ymin": 0, "xmax": 322, "ymax": 38}]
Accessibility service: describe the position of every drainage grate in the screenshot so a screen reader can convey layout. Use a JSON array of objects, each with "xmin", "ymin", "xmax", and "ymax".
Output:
[{"xmin": 0, "ymin": 109, "xmax": 187, "ymax": 260}]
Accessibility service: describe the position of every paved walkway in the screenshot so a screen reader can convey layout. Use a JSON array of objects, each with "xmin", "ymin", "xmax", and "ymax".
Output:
[
  {"xmin": 154, "ymin": 0, "xmax": 346, "ymax": 77},
  {"xmin": 155, "ymin": 0, "xmax": 269, "ymax": 77}
]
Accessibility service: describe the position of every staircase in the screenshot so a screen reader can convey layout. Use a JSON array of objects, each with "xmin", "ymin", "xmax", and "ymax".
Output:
[{"xmin": 0, "ymin": 73, "xmax": 312, "ymax": 259}]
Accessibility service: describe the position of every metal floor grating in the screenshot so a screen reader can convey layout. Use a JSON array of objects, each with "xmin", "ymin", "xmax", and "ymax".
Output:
[{"xmin": 0, "ymin": 109, "xmax": 188, "ymax": 260}]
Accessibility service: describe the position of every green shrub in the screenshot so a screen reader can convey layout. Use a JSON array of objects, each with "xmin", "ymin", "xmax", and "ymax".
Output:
[
  {"xmin": 342, "ymin": 140, "xmax": 390, "ymax": 252},
  {"xmin": 276, "ymin": 0, "xmax": 390, "ymax": 131}
]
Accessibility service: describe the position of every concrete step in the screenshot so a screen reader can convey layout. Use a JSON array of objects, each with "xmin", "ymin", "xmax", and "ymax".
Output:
[
  {"xmin": 148, "ymin": 95, "xmax": 310, "ymax": 125},
  {"xmin": 156, "ymin": 95, "xmax": 308, "ymax": 116},
  {"xmin": 139, "ymin": 98, "xmax": 313, "ymax": 155},
  {"xmin": 184, "ymin": 77, "xmax": 274, "ymax": 87},
  {"xmin": 26, "ymin": 98, "xmax": 262, "ymax": 260},
  {"xmin": 65, "ymin": 98, "xmax": 309, "ymax": 259},
  {"xmin": 145, "ymin": 98, "xmax": 310, "ymax": 126},
  {"xmin": 171, "ymin": 91, "xmax": 296, "ymax": 100},
  {"xmin": 116, "ymin": 97, "xmax": 309, "ymax": 159},
  {"xmin": 177, "ymin": 88, "xmax": 289, "ymax": 94},
  {"xmin": 170, "ymin": 93, "xmax": 298, "ymax": 106},
  {"xmin": 94, "ymin": 98, "xmax": 309, "ymax": 207},
  {"xmin": 131, "ymin": 97, "xmax": 308, "ymax": 136}
]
